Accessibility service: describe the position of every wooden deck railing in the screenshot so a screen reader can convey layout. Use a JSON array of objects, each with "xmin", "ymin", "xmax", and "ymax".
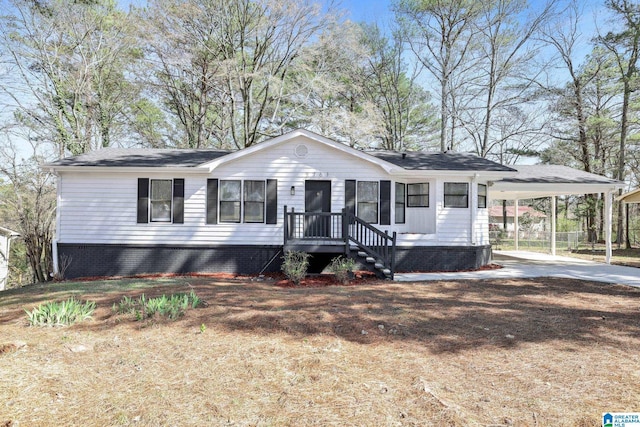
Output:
[
  {"xmin": 283, "ymin": 207, "xmax": 344, "ymax": 241},
  {"xmin": 284, "ymin": 206, "xmax": 396, "ymax": 279}
]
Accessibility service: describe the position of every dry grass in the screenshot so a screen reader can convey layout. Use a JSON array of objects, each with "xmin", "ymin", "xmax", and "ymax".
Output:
[
  {"xmin": 567, "ymin": 246, "xmax": 640, "ymax": 268},
  {"xmin": 2, "ymin": 275, "xmax": 640, "ymax": 426},
  {"xmin": 496, "ymin": 243, "xmax": 640, "ymax": 268}
]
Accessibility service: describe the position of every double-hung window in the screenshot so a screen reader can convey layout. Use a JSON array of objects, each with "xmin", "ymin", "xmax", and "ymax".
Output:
[
  {"xmin": 137, "ymin": 178, "xmax": 184, "ymax": 224},
  {"xmin": 220, "ymin": 180, "xmax": 242, "ymax": 223},
  {"xmin": 444, "ymin": 182, "xmax": 469, "ymax": 208},
  {"xmin": 219, "ymin": 180, "xmax": 266, "ymax": 223},
  {"xmin": 478, "ymin": 184, "xmax": 487, "ymax": 208},
  {"xmin": 150, "ymin": 179, "xmax": 173, "ymax": 222},
  {"xmin": 395, "ymin": 183, "xmax": 405, "ymax": 224},
  {"xmin": 244, "ymin": 180, "xmax": 265, "ymax": 223},
  {"xmin": 207, "ymin": 179, "xmax": 275, "ymax": 225},
  {"xmin": 407, "ymin": 183, "xmax": 429, "ymax": 207},
  {"xmin": 357, "ymin": 181, "xmax": 379, "ymax": 224}
]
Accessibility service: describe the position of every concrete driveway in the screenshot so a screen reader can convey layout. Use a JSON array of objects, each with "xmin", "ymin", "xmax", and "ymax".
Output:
[{"xmin": 394, "ymin": 250, "xmax": 640, "ymax": 287}]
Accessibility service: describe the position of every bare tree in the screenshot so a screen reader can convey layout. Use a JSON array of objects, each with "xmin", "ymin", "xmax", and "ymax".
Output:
[
  {"xmin": 0, "ymin": 0, "xmax": 141, "ymax": 157},
  {"xmin": 140, "ymin": 0, "xmax": 230, "ymax": 148},
  {"xmin": 291, "ymin": 21, "xmax": 386, "ymax": 147},
  {"xmin": 394, "ymin": 0, "xmax": 481, "ymax": 152},
  {"xmin": 461, "ymin": 0, "xmax": 555, "ymax": 158},
  {"xmin": 360, "ymin": 23, "xmax": 438, "ymax": 151},
  {"xmin": 0, "ymin": 130, "xmax": 56, "ymax": 283},
  {"xmin": 598, "ymin": 0, "xmax": 640, "ymax": 247},
  {"xmin": 142, "ymin": 0, "xmax": 334, "ymax": 150}
]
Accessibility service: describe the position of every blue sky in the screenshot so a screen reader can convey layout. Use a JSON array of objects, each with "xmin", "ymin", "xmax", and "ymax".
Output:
[{"xmin": 340, "ymin": 0, "xmax": 392, "ymax": 24}]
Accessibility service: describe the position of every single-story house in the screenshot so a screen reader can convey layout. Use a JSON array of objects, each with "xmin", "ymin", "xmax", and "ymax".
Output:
[
  {"xmin": 0, "ymin": 226, "xmax": 20, "ymax": 291},
  {"xmin": 489, "ymin": 205, "xmax": 546, "ymax": 232},
  {"xmin": 44, "ymin": 129, "xmax": 625, "ymax": 279},
  {"xmin": 45, "ymin": 129, "xmax": 520, "ymax": 279}
]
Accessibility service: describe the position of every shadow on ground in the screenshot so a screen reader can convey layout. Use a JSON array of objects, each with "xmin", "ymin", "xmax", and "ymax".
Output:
[{"xmin": 3, "ymin": 276, "xmax": 640, "ymax": 354}]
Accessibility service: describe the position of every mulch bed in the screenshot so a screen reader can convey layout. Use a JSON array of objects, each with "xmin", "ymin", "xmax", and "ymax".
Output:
[{"xmin": 273, "ymin": 271, "xmax": 378, "ymax": 288}]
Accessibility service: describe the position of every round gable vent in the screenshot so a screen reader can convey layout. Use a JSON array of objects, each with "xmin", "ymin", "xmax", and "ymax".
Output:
[{"xmin": 295, "ymin": 144, "xmax": 308, "ymax": 158}]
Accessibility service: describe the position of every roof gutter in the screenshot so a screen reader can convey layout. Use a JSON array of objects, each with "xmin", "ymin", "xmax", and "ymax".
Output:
[{"xmin": 390, "ymin": 169, "xmax": 518, "ymax": 179}]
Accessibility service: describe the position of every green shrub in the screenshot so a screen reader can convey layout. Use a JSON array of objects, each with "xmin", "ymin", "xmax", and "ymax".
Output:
[
  {"xmin": 113, "ymin": 291, "xmax": 201, "ymax": 321},
  {"xmin": 113, "ymin": 295, "xmax": 137, "ymax": 315},
  {"xmin": 329, "ymin": 256, "xmax": 356, "ymax": 284},
  {"xmin": 26, "ymin": 298, "xmax": 96, "ymax": 327},
  {"xmin": 281, "ymin": 250, "xmax": 310, "ymax": 285}
]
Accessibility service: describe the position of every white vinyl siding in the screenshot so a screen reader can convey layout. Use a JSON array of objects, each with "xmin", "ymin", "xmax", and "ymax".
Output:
[{"xmin": 55, "ymin": 136, "xmax": 490, "ymax": 248}]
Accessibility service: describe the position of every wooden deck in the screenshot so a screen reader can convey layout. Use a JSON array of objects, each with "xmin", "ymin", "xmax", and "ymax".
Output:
[{"xmin": 284, "ymin": 239, "xmax": 347, "ymax": 253}]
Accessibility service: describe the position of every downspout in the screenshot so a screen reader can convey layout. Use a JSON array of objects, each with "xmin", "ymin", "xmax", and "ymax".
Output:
[{"xmin": 52, "ymin": 172, "xmax": 62, "ymax": 275}]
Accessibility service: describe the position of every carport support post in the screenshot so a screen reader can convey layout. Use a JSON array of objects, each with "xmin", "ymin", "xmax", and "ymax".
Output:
[
  {"xmin": 605, "ymin": 190, "xmax": 613, "ymax": 264},
  {"xmin": 514, "ymin": 199, "xmax": 519, "ymax": 250},
  {"xmin": 551, "ymin": 196, "xmax": 556, "ymax": 256}
]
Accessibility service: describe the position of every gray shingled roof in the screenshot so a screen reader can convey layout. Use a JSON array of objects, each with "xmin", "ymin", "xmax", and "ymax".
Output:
[
  {"xmin": 503, "ymin": 165, "xmax": 620, "ymax": 185},
  {"xmin": 48, "ymin": 146, "xmax": 517, "ymax": 172},
  {"xmin": 47, "ymin": 148, "xmax": 231, "ymax": 167},
  {"xmin": 367, "ymin": 150, "xmax": 517, "ymax": 172}
]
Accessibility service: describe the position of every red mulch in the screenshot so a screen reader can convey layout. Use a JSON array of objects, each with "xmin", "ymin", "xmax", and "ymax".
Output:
[
  {"xmin": 67, "ymin": 264, "xmax": 502, "ymax": 286},
  {"xmin": 274, "ymin": 271, "xmax": 378, "ymax": 288}
]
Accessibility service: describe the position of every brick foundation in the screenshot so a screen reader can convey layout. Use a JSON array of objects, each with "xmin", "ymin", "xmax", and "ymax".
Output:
[
  {"xmin": 57, "ymin": 244, "xmax": 284, "ymax": 279},
  {"xmin": 57, "ymin": 243, "xmax": 492, "ymax": 279},
  {"xmin": 394, "ymin": 245, "xmax": 492, "ymax": 272}
]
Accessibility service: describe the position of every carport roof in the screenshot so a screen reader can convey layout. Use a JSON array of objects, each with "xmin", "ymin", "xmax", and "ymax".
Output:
[
  {"xmin": 617, "ymin": 188, "xmax": 640, "ymax": 203},
  {"xmin": 490, "ymin": 165, "xmax": 624, "ymax": 200}
]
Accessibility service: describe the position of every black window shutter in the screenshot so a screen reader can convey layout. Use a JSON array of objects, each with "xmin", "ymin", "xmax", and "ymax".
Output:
[
  {"xmin": 137, "ymin": 178, "xmax": 149, "ymax": 223},
  {"xmin": 266, "ymin": 179, "xmax": 277, "ymax": 224},
  {"xmin": 206, "ymin": 179, "xmax": 218, "ymax": 224},
  {"xmin": 172, "ymin": 179, "xmax": 184, "ymax": 224},
  {"xmin": 345, "ymin": 180, "xmax": 356, "ymax": 222},
  {"xmin": 380, "ymin": 180, "xmax": 391, "ymax": 225}
]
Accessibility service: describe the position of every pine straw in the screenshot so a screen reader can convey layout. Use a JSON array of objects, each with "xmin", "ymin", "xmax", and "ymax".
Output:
[{"xmin": 1, "ymin": 276, "xmax": 640, "ymax": 426}]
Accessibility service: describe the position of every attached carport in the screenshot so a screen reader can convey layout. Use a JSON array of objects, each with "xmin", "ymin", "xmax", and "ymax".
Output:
[{"xmin": 489, "ymin": 165, "xmax": 625, "ymax": 264}]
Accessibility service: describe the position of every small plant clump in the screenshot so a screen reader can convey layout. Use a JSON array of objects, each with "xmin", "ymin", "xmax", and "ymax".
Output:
[
  {"xmin": 113, "ymin": 290, "xmax": 201, "ymax": 321},
  {"xmin": 25, "ymin": 297, "xmax": 96, "ymax": 327},
  {"xmin": 281, "ymin": 250, "xmax": 310, "ymax": 285},
  {"xmin": 329, "ymin": 256, "xmax": 356, "ymax": 284}
]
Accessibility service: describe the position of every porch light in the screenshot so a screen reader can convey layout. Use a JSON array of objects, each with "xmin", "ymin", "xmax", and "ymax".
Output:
[{"xmin": 290, "ymin": 186, "xmax": 295, "ymax": 195}]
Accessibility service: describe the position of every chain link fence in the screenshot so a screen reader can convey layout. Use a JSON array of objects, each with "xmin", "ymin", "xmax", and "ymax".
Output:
[
  {"xmin": 490, "ymin": 230, "xmax": 587, "ymax": 251},
  {"xmin": 491, "ymin": 229, "xmax": 640, "ymax": 251}
]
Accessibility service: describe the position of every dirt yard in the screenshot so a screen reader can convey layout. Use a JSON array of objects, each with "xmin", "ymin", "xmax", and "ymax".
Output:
[{"xmin": 1, "ymin": 274, "xmax": 639, "ymax": 426}]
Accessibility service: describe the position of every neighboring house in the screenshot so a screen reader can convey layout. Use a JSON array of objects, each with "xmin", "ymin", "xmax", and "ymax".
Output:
[
  {"xmin": 617, "ymin": 188, "xmax": 640, "ymax": 204},
  {"xmin": 489, "ymin": 205, "xmax": 546, "ymax": 232},
  {"xmin": 0, "ymin": 226, "xmax": 20, "ymax": 291},
  {"xmin": 45, "ymin": 129, "xmax": 520, "ymax": 279}
]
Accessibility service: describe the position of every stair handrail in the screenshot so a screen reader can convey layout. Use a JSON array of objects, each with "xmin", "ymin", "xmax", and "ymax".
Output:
[{"xmin": 343, "ymin": 209, "xmax": 396, "ymax": 279}]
